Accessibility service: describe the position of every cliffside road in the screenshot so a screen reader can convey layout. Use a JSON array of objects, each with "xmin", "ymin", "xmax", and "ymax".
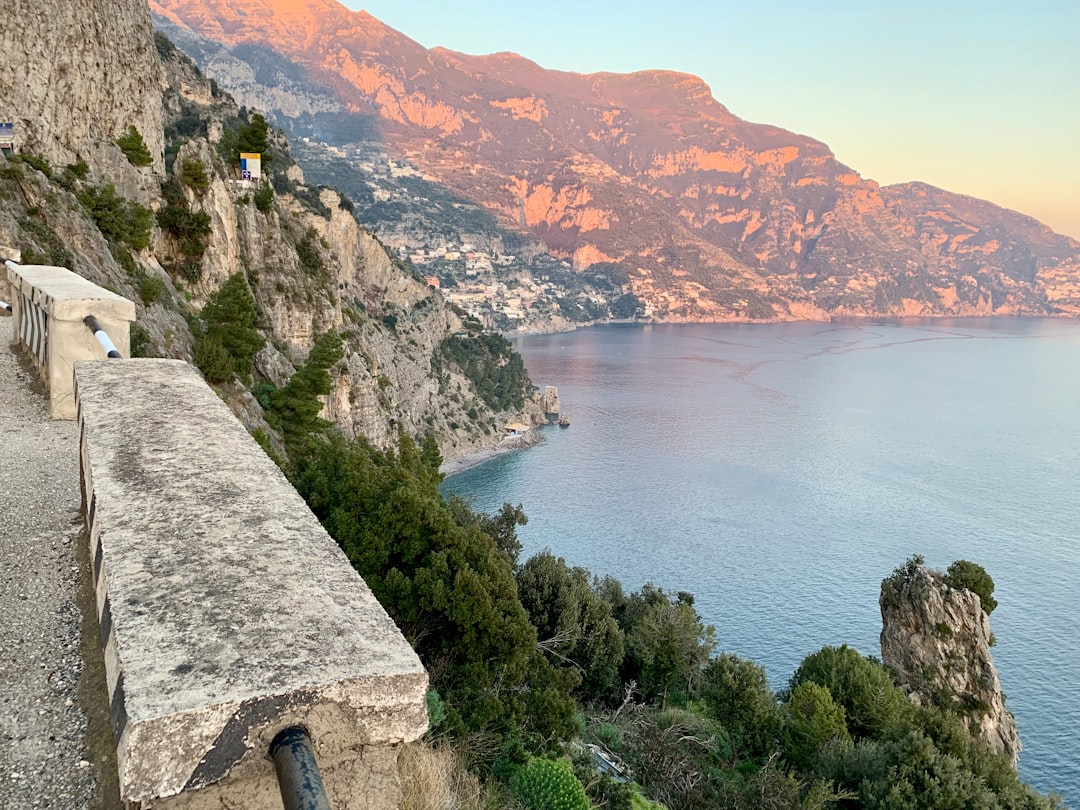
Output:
[{"xmin": 0, "ymin": 318, "xmax": 96, "ymax": 809}]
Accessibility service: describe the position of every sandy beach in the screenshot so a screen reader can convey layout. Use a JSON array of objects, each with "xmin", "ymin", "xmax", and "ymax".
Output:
[{"xmin": 439, "ymin": 427, "xmax": 545, "ymax": 477}]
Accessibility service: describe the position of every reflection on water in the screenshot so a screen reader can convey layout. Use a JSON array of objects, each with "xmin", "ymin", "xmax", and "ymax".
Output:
[{"xmin": 443, "ymin": 319, "xmax": 1080, "ymax": 804}]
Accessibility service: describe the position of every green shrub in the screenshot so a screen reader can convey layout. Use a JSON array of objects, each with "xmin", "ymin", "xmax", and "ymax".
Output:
[
  {"xmin": 295, "ymin": 227, "xmax": 324, "ymax": 276},
  {"xmin": 193, "ymin": 333, "xmax": 235, "ymax": 383},
  {"xmin": 77, "ymin": 184, "xmax": 153, "ymax": 251},
  {"xmin": 138, "ymin": 273, "xmax": 166, "ymax": 306},
  {"xmin": 192, "ymin": 273, "xmax": 265, "ymax": 382},
  {"xmin": 433, "ymin": 332, "xmax": 531, "ymax": 412},
  {"xmin": 425, "ymin": 689, "xmax": 447, "ymax": 731},
  {"xmin": 780, "ymin": 681, "xmax": 849, "ymax": 770},
  {"xmin": 109, "ymin": 242, "xmax": 138, "ymax": 277},
  {"xmin": 510, "ymin": 758, "xmax": 589, "ymax": 810},
  {"xmin": 263, "ymin": 331, "xmax": 343, "ymax": 446},
  {"xmin": 696, "ymin": 652, "xmax": 782, "ymax": 760},
  {"xmin": 1, "ymin": 157, "xmax": 24, "ymax": 181},
  {"xmin": 129, "ymin": 322, "xmax": 151, "ymax": 358},
  {"xmin": 789, "ymin": 644, "xmax": 911, "ymax": 740},
  {"xmin": 157, "ymin": 177, "xmax": 211, "ymax": 273},
  {"xmin": 19, "ymin": 216, "xmax": 73, "ymax": 268},
  {"xmin": 116, "ymin": 126, "xmax": 153, "ymax": 167},
  {"xmin": 943, "ymin": 560, "xmax": 998, "ymax": 615},
  {"xmin": 19, "ymin": 153, "xmax": 53, "ymax": 178},
  {"xmin": 254, "ymin": 182, "xmax": 273, "ymax": 213},
  {"xmin": 66, "ymin": 161, "xmax": 89, "ymax": 180},
  {"xmin": 179, "ymin": 159, "xmax": 210, "ymax": 194}
]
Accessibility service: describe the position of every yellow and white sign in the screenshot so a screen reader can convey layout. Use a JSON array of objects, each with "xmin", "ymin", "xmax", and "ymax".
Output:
[{"xmin": 239, "ymin": 152, "xmax": 261, "ymax": 181}]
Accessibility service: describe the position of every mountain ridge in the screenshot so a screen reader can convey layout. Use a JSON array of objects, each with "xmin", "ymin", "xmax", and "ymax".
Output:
[{"xmin": 150, "ymin": 0, "xmax": 1080, "ymax": 325}]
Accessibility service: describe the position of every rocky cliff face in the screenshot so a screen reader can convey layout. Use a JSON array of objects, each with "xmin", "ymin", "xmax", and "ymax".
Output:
[
  {"xmin": 0, "ymin": 0, "xmax": 164, "ymax": 175},
  {"xmin": 149, "ymin": 0, "xmax": 1080, "ymax": 324},
  {"xmin": 880, "ymin": 565, "xmax": 1020, "ymax": 765},
  {"xmin": 0, "ymin": 16, "xmax": 537, "ymax": 464}
]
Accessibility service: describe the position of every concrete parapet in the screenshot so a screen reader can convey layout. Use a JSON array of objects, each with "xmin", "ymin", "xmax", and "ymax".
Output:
[
  {"xmin": 6, "ymin": 262, "xmax": 135, "ymax": 418},
  {"xmin": 0, "ymin": 245, "xmax": 19, "ymax": 303},
  {"xmin": 74, "ymin": 360, "xmax": 428, "ymax": 809}
]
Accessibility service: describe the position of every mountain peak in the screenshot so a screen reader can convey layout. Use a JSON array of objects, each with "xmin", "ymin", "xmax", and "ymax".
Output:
[{"xmin": 154, "ymin": 0, "xmax": 1080, "ymax": 323}]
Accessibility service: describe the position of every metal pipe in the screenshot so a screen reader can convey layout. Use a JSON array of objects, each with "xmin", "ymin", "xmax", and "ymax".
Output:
[
  {"xmin": 269, "ymin": 726, "xmax": 332, "ymax": 810},
  {"xmin": 83, "ymin": 315, "xmax": 122, "ymax": 359},
  {"xmin": 3, "ymin": 259, "xmax": 18, "ymax": 270},
  {"xmin": 0, "ymin": 301, "xmax": 10, "ymax": 313}
]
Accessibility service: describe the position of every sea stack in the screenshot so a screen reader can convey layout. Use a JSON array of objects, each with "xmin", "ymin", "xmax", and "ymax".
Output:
[
  {"xmin": 542, "ymin": 385, "xmax": 562, "ymax": 424},
  {"xmin": 880, "ymin": 562, "xmax": 1020, "ymax": 765}
]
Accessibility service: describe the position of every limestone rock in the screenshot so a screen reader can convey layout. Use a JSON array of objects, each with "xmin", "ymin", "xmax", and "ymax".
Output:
[
  {"xmin": 880, "ymin": 565, "xmax": 1020, "ymax": 765},
  {"xmin": 0, "ymin": 0, "xmax": 164, "ymax": 175}
]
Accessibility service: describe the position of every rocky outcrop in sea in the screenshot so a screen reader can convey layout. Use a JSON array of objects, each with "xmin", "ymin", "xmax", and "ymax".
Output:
[{"xmin": 880, "ymin": 563, "xmax": 1020, "ymax": 765}]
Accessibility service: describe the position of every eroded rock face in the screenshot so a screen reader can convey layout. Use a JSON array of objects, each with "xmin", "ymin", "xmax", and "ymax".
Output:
[
  {"xmin": 880, "ymin": 566, "xmax": 1020, "ymax": 765},
  {"xmin": 0, "ymin": 0, "xmax": 164, "ymax": 174}
]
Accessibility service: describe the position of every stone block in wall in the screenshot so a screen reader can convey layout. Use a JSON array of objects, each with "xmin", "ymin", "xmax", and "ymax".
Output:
[
  {"xmin": 74, "ymin": 359, "xmax": 428, "ymax": 808},
  {"xmin": 6, "ymin": 263, "xmax": 135, "ymax": 418}
]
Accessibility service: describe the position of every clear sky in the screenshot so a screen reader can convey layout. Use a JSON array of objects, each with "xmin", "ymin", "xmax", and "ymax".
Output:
[{"xmin": 342, "ymin": 0, "xmax": 1080, "ymax": 239}]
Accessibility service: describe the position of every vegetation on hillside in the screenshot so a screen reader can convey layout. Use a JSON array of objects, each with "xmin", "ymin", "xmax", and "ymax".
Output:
[
  {"xmin": 268, "ymin": 397, "xmax": 1061, "ymax": 809},
  {"xmin": 191, "ymin": 273, "xmax": 264, "ymax": 382},
  {"xmin": 116, "ymin": 125, "xmax": 154, "ymax": 168},
  {"xmin": 434, "ymin": 332, "xmax": 532, "ymax": 411}
]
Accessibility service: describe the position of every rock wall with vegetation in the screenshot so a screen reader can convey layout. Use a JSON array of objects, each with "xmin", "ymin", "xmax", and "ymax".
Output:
[
  {"xmin": 880, "ymin": 557, "xmax": 1020, "ymax": 765},
  {"xmin": 0, "ymin": 28, "xmax": 542, "ymax": 465},
  {"xmin": 0, "ymin": 0, "xmax": 164, "ymax": 176}
]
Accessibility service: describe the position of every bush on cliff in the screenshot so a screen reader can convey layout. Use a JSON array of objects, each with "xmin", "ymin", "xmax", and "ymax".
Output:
[
  {"xmin": 116, "ymin": 125, "xmax": 153, "ymax": 168},
  {"xmin": 288, "ymin": 431, "xmax": 577, "ymax": 755},
  {"xmin": 434, "ymin": 333, "xmax": 531, "ymax": 411},
  {"xmin": 262, "ymin": 330, "xmax": 344, "ymax": 449},
  {"xmin": 157, "ymin": 177, "xmax": 211, "ymax": 280},
  {"xmin": 77, "ymin": 183, "xmax": 153, "ymax": 251},
  {"xmin": 192, "ymin": 273, "xmax": 264, "ymax": 382},
  {"xmin": 944, "ymin": 560, "xmax": 998, "ymax": 615},
  {"xmin": 789, "ymin": 645, "xmax": 911, "ymax": 740}
]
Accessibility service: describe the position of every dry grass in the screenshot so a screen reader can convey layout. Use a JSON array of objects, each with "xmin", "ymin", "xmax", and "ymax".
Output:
[{"xmin": 398, "ymin": 741, "xmax": 486, "ymax": 810}]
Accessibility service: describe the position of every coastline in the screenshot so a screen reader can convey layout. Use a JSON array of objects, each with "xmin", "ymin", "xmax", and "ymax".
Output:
[{"xmin": 439, "ymin": 427, "xmax": 545, "ymax": 478}]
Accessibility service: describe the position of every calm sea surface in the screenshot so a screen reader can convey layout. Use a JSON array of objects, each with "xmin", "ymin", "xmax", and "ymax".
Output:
[{"xmin": 442, "ymin": 319, "xmax": 1080, "ymax": 805}]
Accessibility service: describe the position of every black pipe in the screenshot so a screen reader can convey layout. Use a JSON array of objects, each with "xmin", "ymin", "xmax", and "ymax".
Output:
[
  {"xmin": 269, "ymin": 726, "xmax": 332, "ymax": 810},
  {"xmin": 83, "ymin": 314, "xmax": 122, "ymax": 358}
]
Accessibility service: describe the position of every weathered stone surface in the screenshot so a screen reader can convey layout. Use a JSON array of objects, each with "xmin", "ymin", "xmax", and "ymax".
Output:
[
  {"xmin": 9, "ymin": 263, "xmax": 136, "ymax": 321},
  {"xmin": 0, "ymin": 0, "xmax": 164, "ymax": 175},
  {"xmin": 74, "ymin": 359, "xmax": 428, "ymax": 807},
  {"xmin": 880, "ymin": 566, "xmax": 1020, "ymax": 765},
  {"xmin": 8, "ymin": 263, "xmax": 135, "ymax": 418}
]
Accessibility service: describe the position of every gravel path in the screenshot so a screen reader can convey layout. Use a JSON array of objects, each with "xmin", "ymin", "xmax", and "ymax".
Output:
[{"xmin": 0, "ymin": 317, "xmax": 98, "ymax": 809}]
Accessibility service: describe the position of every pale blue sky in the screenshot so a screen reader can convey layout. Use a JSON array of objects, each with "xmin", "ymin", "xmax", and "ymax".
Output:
[{"xmin": 344, "ymin": 0, "xmax": 1079, "ymax": 238}]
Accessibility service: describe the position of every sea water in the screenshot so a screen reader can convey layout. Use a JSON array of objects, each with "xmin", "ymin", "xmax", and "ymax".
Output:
[{"xmin": 442, "ymin": 319, "xmax": 1080, "ymax": 805}]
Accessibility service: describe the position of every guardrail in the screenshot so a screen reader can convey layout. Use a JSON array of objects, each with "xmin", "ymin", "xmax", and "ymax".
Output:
[
  {"xmin": 75, "ymin": 359, "xmax": 428, "ymax": 808},
  {"xmin": 5, "ymin": 260, "xmax": 135, "ymax": 418},
  {"xmin": 83, "ymin": 314, "xmax": 122, "ymax": 359}
]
